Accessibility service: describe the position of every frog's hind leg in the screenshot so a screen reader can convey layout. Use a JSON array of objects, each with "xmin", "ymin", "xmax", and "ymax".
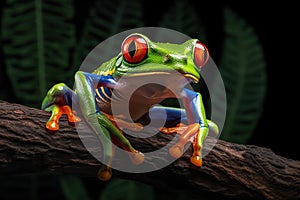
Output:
[
  {"xmin": 86, "ymin": 112, "xmax": 144, "ymax": 181},
  {"xmin": 93, "ymin": 112, "xmax": 145, "ymax": 165},
  {"xmin": 89, "ymin": 119, "xmax": 114, "ymax": 181},
  {"xmin": 42, "ymin": 83, "xmax": 81, "ymax": 131},
  {"xmin": 74, "ymin": 71, "xmax": 144, "ymax": 181}
]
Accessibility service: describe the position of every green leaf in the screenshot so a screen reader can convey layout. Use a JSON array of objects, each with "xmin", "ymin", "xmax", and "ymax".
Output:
[
  {"xmin": 159, "ymin": 0, "xmax": 205, "ymax": 40},
  {"xmin": 60, "ymin": 175, "xmax": 90, "ymax": 200},
  {"xmin": 1, "ymin": 0, "xmax": 75, "ymax": 107},
  {"xmin": 219, "ymin": 7, "xmax": 266, "ymax": 143},
  {"xmin": 73, "ymin": 0, "xmax": 143, "ymax": 68},
  {"xmin": 99, "ymin": 179, "xmax": 154, "ymax": 200}
]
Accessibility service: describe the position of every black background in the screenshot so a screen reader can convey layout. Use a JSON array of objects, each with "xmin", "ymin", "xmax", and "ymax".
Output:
[
  {"xmin": 224, "ymin": 1, "xmax": 298, "ymax": 160},
  {"xmin": 223, "ymin": 2, "xmax": 297, "ymax": 160}
]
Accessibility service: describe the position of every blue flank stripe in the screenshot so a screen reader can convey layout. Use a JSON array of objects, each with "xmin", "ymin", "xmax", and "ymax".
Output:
[
  {"xmin": 96, "ymin": 87, "xmax": 112, "ymax": 103},
  {"xmin": 103, "ymin": 87, "xmax": 112, "ymax": 97}
]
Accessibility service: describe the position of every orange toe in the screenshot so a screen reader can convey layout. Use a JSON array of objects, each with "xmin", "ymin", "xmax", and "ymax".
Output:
[
  {"xmin": 129, "ymin": 151, "xmax": 144, "ymax": 165},
  {"xmin": 169, "ymin": 145, "xmax": 183, "ymax": 158},
  {"xmin": 46, "ymin": 120, "xmax": 59, "ymax": 131},
  {"xmin": 68, "ymin": 115, "xmax": 81, "ymax": 123},
  {"xmin": 97, "ymin": 168, "xmax": 112, "ymax": 181},
  {"xmin": 190, "ymin": 155, "xmax": 202, "ymax": 167},
  {"xmin": 62, "ymin": 105, "xmax": 81, "ymax": 124}
]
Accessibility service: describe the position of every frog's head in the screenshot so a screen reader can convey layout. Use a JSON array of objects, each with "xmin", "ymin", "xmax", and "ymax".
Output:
[{"xmin": 112, "ymin": 33, "xmax": 209, "ymax": 83}]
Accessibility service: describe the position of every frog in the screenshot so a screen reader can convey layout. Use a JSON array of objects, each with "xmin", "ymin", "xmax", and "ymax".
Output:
[{"xmin": 41, "ymin": 33, "xmax": 219, "ymax": 181}]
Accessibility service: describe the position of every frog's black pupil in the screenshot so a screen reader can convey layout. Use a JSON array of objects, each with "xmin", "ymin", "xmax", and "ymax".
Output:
[{"xmin": 128, "ymin": 40, "xmax": 136, "ymax": 58}]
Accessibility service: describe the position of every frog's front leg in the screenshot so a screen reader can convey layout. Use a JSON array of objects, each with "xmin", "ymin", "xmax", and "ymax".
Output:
[
  {"xmin": 158, "ymin": 89, "xmax": 214, "ymax": 167},
  {"xmin": 41, "ymin": 83, "xmax": 81, "ymax": 131},
  {"xmin": 74, "ymin": 71, "xmax": 144, "ymax": 180},
  {"xmin": 179, "ymin": 88, "xmax": 210, "ymax": 166}
]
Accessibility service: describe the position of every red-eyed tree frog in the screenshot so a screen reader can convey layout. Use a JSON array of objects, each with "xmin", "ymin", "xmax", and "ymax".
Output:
[{"xmin": 41, "ymin": 33, "xmax": 219, "ymax": 181}]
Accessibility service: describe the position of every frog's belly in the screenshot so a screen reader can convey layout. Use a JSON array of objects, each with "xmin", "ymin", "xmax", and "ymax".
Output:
[{"xmin": 96, "ymin": 84, "xmax": 176, "ymax": 121}]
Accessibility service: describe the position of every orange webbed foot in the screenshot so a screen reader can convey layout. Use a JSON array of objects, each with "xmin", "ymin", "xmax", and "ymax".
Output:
[
  {"xmin": 190, "ymin": 155, "xmax": 202, "ymax": 167},
  {"xmin": 129, "ymin": 151, "xmax": 145, "ymax": 165},
  {"xmin": 46, "ymin": 120, "xmax": 60, "ymax": 132},
  {"xmin": 97, "ymin": 166, "xmax": 112, "ymax": 181},
  {"xmin": 45, "ymin": 105, "xmax": 81, "ymax": 132},
  {"xmin": 61, "ymin": 105, "xmax": 81, "ymax": 125},
  {"xmin": 163, "ymin": 123, "xmax": 202, "ymax": 163}
]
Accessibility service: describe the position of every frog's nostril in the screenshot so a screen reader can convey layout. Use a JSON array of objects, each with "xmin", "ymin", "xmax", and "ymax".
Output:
[
  {"xmin": 163, "ymin": 55, "xmax": 171, "ymax": 63},
  {"xmin": 182, "ymin": 56, "xmax": 188, "ymax": 64}
]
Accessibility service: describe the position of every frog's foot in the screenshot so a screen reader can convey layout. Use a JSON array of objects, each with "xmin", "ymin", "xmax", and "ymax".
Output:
[
  {"xmin": 190, "ymin": 139, "xmax": 203, "ymax": 167},
  {"xmin": 128, "ymin": 150, "xmax": 144, "ymax": 165},
  {"xmin": 45, "ymin": 104, "xmax": 81, "ymax": 131},
  {"xmin": 103, "ymin": 113, "xmax": 143, "ymax": 132},
  {"xmin": 97, "ymin": 165, "xmax": 112, "ymax": 181},
  {"xmin": 42, "ymin": 83, "xmax": 80, "ymax": 131},
  {"xmin": 167, "ymin": 123, "xmax": 200, "ymax": 159},
  {"xmin": 159, "ymin": 123, "xmax": 188, "ymax": 135},
  {"xmin": 190, "ymin": 154, "xmax": 202, "ymax": 167},
  {"xmin": 115, "ymin": 140, "xmax": 144, "ymax": 165},
  {"xmin": 190, "ymin": 126, "xmax": 209, "ymax": 167}
]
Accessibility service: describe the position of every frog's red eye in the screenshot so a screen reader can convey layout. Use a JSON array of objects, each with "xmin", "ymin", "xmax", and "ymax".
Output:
[
  {"xmin": 122, "ymin": 35, "xmax": 148, "ymax": 64},
  {"xmin": 194, "ymin": 41, "xmax": 209, "ymax": 68}
]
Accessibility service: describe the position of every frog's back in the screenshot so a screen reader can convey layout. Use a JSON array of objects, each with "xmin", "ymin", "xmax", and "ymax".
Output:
[{"xmin": 92, "ymin": 56, "xmax": 118, "ymax": 76}]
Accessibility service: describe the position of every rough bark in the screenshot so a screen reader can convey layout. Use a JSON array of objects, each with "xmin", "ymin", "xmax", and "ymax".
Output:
[{"xmin": 0, "ymin": 100, "xmax": 299, "ymax": 199}]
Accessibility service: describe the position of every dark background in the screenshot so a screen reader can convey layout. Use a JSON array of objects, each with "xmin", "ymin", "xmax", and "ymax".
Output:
[{"xmin": 217, "ymin": 2, "xmax": 298, "ymax": 160}]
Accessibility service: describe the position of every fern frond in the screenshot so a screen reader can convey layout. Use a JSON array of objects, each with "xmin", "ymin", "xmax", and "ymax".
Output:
[
  {"xmin": 159, "ymin": 0, "xmax": 205, "ymax": 40},
  {"xmin": 2, "ymin": 0, "xmax": 75, "ymax": 107},
  {"xmin": 73, "ymin": 0, "xmax": 143, "ymax": 69},
  {"xmin": 218, "ymin": 7, "xmax": 267, "ymax": 143}
]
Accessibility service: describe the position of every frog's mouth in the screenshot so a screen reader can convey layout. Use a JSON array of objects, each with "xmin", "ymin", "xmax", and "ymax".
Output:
[
  {"xmin": 182, "ymin": 74, "xmax": 199, "ymax": 83},
  {"xmin": 120, "ymin": 71, "xmax": 199, "ymax": 83}
]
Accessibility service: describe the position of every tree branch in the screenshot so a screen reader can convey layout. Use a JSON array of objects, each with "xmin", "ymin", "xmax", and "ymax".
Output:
[{"xmin": 0, "ymin": 100, "xmax": 299, "ymax": 199}]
